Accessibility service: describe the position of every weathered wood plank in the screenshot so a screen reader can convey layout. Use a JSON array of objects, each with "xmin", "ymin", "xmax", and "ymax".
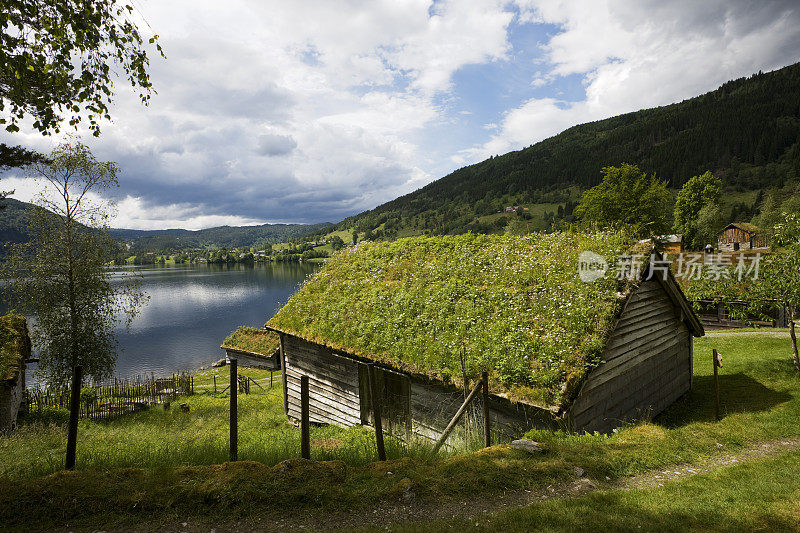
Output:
[
  {"xmin": 603, "ymin": 321, "xmax": 682, "ymax": 361},
  {"xmin": 579, "ymin": 348, "xmax": 690, "ymax": 425},
  {"xmin": 569, "ymin": 277, "xmax": 693, "ymax": 433},
  {"xmin": 287, "ymin": 399, "xmax": 359, "ymax": 426},
  {"xmin": 576, "ymin": 347, "xmax": 682, "ymax": 416},
  {"xmin": 286, "ymin": 355, "xmax": 360, "ymax": 383},
  {"xmin": 579, "ymin": 338, "xmax": 683, "ymax": 398},
  {"xmin": 285, "ymin": 378, "xmax": 359, "ymax": 408},
  {"xmin": 287, "ymin": 346, "xmax": 359, "ymax": 375},
  {"xmin": 592, "ymin": 330, "xmax": 681, "ymax": 380},
  {"xmin": 614, "ymin": 302, "xmax": 676, "ymax": 330},
  {"xmin": 604, "ymin": 315, "xmax": 677, "ymax": 353},
  {"xmin": 284, "ymin": 364, "xmax": 359, "ymax": 394},
  {"xmin": 287, "ymin": 402, "xmax": 358, "ymax": 427}
]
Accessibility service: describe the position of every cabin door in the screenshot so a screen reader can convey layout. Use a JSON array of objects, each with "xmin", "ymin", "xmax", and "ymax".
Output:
[{"xmin": 358, "ymin": 364, "xmax": 411, "ymax": 438}]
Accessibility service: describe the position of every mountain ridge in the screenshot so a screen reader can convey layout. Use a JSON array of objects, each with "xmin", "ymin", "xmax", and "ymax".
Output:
[
  {"xmin": 0, "ymin": 198, "xmax": 331, "ymax": 249},
  {"xmin": 320, "ymin": 62, "xmax": 800, "ymax": 239}
]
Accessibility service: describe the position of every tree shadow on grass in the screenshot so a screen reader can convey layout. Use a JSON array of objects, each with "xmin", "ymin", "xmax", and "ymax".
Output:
[{"xmin": 656, "ymin": 372, "xmax": 793, "ymax": 428}]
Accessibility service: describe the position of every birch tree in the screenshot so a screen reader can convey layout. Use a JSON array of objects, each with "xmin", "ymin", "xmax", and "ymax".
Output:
[{"xmin": 4, "ymin": 142, "xmax": 145, "ymax": 385}]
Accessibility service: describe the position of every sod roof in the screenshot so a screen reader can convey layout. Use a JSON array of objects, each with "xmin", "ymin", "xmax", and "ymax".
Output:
[
  {"xmin": 0, "ymin": 314, "xmax": 30, "ymax": 383},
  {"xmin": 729, "ymin": 222, "xmax": 761, "ymax": 234},
  {"xmin": 268, "ymin": 232, "xmax": 643, "ymax": 408},
  {"xmin": 221, "ymin": 327, "xmax": 280, "ymax": 358}
]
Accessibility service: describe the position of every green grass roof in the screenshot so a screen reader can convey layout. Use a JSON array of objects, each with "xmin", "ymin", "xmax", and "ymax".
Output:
[
  {"xmin": 268, "ymin": 232, "xmax": 637, "ymax": 408},
  {"xmin": 0, "ymin": 314, "xmax": 30, "ymax": 383},
  {"xmin": 732, "ymin": 222, "xmax": 761, "ymax": 234},
  {"xmin": 221, "ymin": 327, "xmax": 280, "ymax": 357}
]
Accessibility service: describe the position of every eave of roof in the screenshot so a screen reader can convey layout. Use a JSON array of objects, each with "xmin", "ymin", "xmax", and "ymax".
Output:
[{"xmin": 725, "ymin": 222, "xmax": 761, "ymax": 234}]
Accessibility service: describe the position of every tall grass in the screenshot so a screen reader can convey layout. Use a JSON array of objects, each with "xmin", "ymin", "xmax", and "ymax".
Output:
[{"xmin": 0, "ymin": 367, "xmax": 479, "ymax": 480}]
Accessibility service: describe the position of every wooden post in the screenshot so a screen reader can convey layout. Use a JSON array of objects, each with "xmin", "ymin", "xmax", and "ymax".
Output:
[
  {"xmin": 270, "ymin": 371, "xmax": 273, "ymax": 389},
  {"xmin": 431, "ymin": 379, "xmax": 484, "ymax": 455},
  {"xmin": 279, "ymin": 334, "xmax": 288, "ymax": 415},
  {"xmin": 300, "ymin": 375, "xmax": 310, "ymax": 459},
  {"xmin": 230, "ymin": 359, "xmax": 238, "ymax": 461},
  {"xmin": 713, "ymin": 349, "xmax": 722, "ymax": 421},
  {"xmin": 367, "ymin": 364, "xmax": 387, "ymax": 461},
  {"xmin": 213, "ymin": 375, "xmax": 217, "ymax": 393},
  {"xmin": 65, "ymin": 365, "xmax": 82, "ymax": 470},
  {"xmin": 482, "ymin": 371, "xmax": 490, "ymax": 448}
]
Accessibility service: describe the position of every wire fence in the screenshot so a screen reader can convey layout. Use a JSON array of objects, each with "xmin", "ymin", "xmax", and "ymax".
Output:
[{"xmin": 23, "ymin": 373, "xmax": 194, "ymax": 420}]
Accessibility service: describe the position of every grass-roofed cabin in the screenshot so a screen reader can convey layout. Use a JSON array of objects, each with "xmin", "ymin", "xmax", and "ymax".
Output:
[
  {"xmin": 266, "ymin": 233, "xmax": 704, "ymax": 439},
  {"xmin": 0, "ymin": 315, "xmax": 31, "ymax": 433},
  {"xmin": 220, "ymin": 327, "xmax": 281, "ymax": 370}
]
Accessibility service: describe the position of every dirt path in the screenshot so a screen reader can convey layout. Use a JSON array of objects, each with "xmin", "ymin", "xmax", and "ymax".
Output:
[
  {"xmin": 117, "ymin": 436, "xmax": 800, "ymax": 533},
  {"xmin": 705, "ymin": 330, "xmax": 790, "ymax": 337},
  {"xmin": 620, "ymin": 436, "xmax": 800, "ymax": 489}
]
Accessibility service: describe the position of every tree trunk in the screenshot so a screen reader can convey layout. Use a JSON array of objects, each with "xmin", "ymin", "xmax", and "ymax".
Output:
[
  {"xmin": 789, "ymin": 305, "xmax": 800, "ymax": 372},
  {"xmin": 65, "ymin": 205, "xmax": 78, "ymax": 374}
]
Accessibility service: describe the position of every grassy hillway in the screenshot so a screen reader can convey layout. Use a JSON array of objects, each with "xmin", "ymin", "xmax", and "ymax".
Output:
[{"xmin": 2, "ymin": 332, "xmax": 800, "ymax": 531}]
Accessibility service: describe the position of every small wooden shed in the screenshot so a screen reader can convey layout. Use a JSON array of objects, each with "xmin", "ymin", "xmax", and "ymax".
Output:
[
  {"xmin": 220, "ymin": 327, "xmax": 281, "ymax": 370},
  {"xmin": 656, "ymin": 234, "xmax": 684, "ymax": 254},
  {"xmin": 266, "ymin": 233, "xmax": 704, "ymax": 438},
  {"xmin": 717, "ymin": 223, "xmax": 767, "ymax": 251}
]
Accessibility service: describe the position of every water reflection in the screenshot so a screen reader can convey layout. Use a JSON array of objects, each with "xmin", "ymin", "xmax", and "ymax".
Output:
[{"xmin": 3, "ymin": 262, "xmax": 318, "ymax": 381}]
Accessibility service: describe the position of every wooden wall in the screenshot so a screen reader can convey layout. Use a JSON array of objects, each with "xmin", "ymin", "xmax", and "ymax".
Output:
[
  {"xmin": 282, "ymin": 334, "xmax": 362, "ymax": 426},
  {"xmin": 718, "ymin": 227, "xmax": 767, "ymax": 251},
  {"xmin": 568, "ymin": 281, "xmax": 692, "ymax": 433},
  {"xmin": 0, "ymin": 366, "xmax": 25, "ymax": 433},
  {"xmin": 224, "ymin": 348, "xmax": 280, "ymax": 370},
  {"xmin": 279, "ymin": 333, "xmax": 557, "ymax": 444}
]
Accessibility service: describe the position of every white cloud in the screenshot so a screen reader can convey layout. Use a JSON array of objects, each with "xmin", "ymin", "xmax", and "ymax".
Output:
[
  {"xmin": 111, "ymin": 197, "xmax": 268, "ymax": 230},
  {"xmin": 1, "ymin": 0, "xmax": 517, "ymax": 228},
  {"xmin": 462, "ymin": 0, "xmax": 800, "ymax": 163},
  {"xmin": 2, "ymin": 0, "xmax": 798, "ymax": 228}
]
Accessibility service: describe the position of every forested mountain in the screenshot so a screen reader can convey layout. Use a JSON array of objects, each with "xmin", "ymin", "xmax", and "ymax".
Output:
[
  {"xmin": 112, "ymin": 222, "xmax": 332, "ymax": 251},
  {"xmin": 0, "ymin": 198, "xmax": 331, "ymax": 250},
  {"xmin": 0, "ymin": 198, "xmax": 56, "ymax": 245},
  {"xmin": 326, "ymin": 62, "xmax": 800, "ymax": 238}
]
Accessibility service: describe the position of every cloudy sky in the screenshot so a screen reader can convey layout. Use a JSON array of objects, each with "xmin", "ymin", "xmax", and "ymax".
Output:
[{"xmin": 2, "ymin": 0, "xmax": 799, "ymax": 229}]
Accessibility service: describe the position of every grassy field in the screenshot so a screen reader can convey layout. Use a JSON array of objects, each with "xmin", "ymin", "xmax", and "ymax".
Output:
[
  {"xmin": 0, "ymin": 367, "xmax": 436, "ymax": 481},
  {"xmin": 1, "ymin": 333, "xmax": 799, "ymax": 530},
  {"xmin": 385, "ymin": 449, "xmax": 800, "ymax": 532}
]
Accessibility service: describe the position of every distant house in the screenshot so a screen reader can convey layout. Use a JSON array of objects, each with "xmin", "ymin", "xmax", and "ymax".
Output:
[
  {"xmin": 266, "ymin": 233, "xmax": 704, "ymax": 439},
  {"xmin": 694, "ymin": 298, "xmax": 788, "ymax": 329},
  {"xmin": 717, "ymin": 223, "xmax": 768, "ymax": 251},
  {"xmin": 656, "ymin": 234, "xmax": 684, "ymax": 254}
]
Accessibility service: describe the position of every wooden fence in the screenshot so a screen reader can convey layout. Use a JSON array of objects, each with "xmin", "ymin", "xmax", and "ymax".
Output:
[{"xmin": 24, "ymin": 374, "xmax": 194, "ymax": 420}]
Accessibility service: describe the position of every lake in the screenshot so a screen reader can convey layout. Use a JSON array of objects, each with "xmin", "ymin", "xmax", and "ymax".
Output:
[{"xmin": 15, "ymin": 263, "xmax": 318, "ymax": 381}]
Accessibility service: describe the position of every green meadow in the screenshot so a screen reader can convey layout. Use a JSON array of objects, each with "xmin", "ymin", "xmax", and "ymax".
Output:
[{"xmin": 1, "ymin": 333, "xmax": 799, "ymax": 530}]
